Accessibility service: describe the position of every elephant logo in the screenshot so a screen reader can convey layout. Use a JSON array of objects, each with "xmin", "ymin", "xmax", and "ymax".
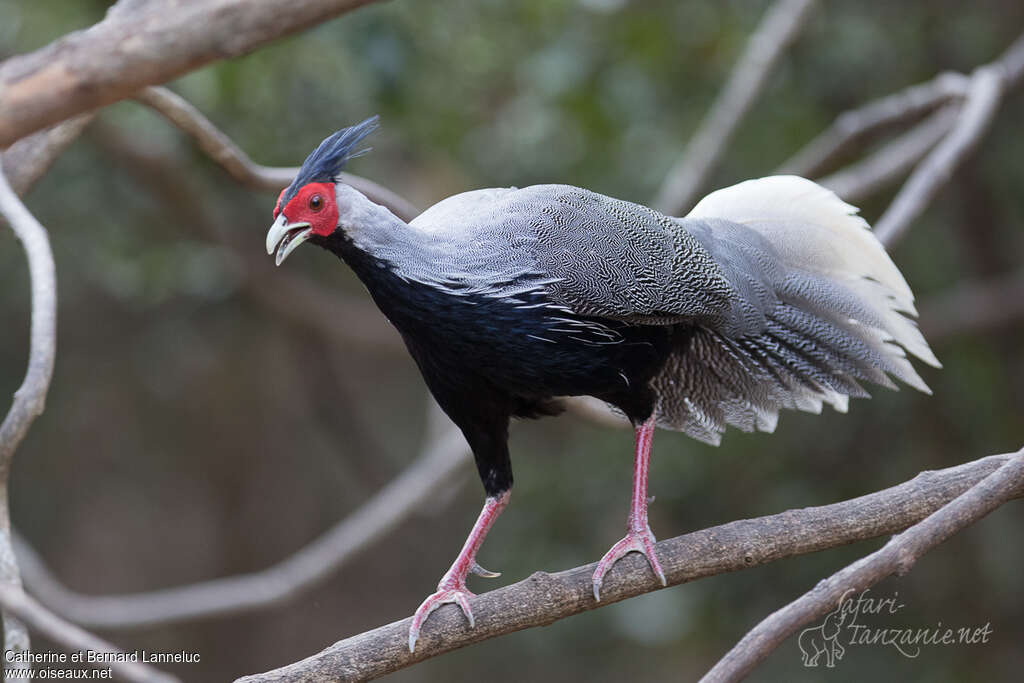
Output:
[{"xmin": 799, "ymin": 603, "xmax": 848, "ymax": 668}]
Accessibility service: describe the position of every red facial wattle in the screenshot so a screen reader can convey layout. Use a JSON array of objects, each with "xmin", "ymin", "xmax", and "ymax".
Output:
[{"xmin": 279, "ymin": 182, "xmax": 338, "ymax": 236}]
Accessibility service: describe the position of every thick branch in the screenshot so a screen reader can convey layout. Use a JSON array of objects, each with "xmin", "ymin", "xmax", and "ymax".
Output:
[
  {"xmin": 0, "ymin": 584, "xmax": 178, "ymax": 683},
  {"xmin": 237, "ymin": 451, "xmax": 1021, "ymax": 682},
  {"xmin": 652, "ymin": 0, "xmax": 817, "ymax": 215},
  {"xmin": 701, "ymin": 447, "xmax": 1024, "ymax": 682},
  {"xmin": 134, "ymin": 87, "xmax": 419, "ymax": 221},
  {"xmin": 16, "ymin": 412, "xmax": 470, "ymax": 629},
  {"xmin": 0, "ymin": 0, "xmax": 384, "ymax": 147}
]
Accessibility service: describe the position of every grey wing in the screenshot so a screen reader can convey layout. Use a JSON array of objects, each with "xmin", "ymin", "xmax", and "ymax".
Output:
[{"xmin": 518, "ymin": 185, "xmax": 738, "ymax": 325}]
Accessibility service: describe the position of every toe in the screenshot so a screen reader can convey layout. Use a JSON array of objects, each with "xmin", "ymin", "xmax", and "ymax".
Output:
[
  {"xmin": 592, "ymin": 537, "xmax": 634, "ymax": 601},
  {"xmin": 408, "ymin": 588, "xmax": 477, "ymax": 652},
  {"xmin": 453, "ymin": 591, "xmax": 475, "ymax": 628},
  {"xmin": 591, "ymin": 527, "xmax": 666, "ymax": 600}
]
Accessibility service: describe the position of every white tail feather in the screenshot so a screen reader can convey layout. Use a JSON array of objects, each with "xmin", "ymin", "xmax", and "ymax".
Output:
[{"xmin": 687, "ymin": 175, "xmax": 941, "ymax": 379}]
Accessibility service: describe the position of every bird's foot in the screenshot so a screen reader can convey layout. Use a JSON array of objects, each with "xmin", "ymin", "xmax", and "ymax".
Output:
[
  {"xmin": 592, "ymin": 523, "xmax": 666, "ymax": 601},
  {"xmin": 408, "ymin": 582, "xmax": 475, "ymax": 653},
  {"xmin": 408, "ymin": 561, "xmax": 500, "ymax": 652}
]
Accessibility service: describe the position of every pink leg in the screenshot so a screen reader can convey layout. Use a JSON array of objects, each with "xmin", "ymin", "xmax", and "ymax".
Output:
[
  {"xmin": 592, "ymin": 417, "xmax": 666, "ymax": 601},
  {"xmin": 408, "ymin": 490, "xmax": 509, "ymax": 652}
]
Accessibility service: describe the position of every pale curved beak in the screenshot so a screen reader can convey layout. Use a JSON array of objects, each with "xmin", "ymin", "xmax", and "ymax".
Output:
[{"xmin": 266, "ymin": 213, "xmax": 313, "ymax": 266}]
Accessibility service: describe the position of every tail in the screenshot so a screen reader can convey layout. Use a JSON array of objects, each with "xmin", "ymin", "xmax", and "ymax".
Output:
[{"xmin": 652, "ymin": 176, "xmax": 940, "ymax": 445}]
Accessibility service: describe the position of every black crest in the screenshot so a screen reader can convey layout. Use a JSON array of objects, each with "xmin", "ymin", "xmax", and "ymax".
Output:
[{"xmin": 281, "ymin": 116, "xmax": 380, "ymax": 204}]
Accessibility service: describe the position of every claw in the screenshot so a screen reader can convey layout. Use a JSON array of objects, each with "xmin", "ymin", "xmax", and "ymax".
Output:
[
  {"xmin": 408, "ymin": 585, "xmax": 477, "ymax": 653},
  {"xmin": 453, "ymin": 590, "xmax": 475, "ymax": 626},
  {"xmin": 470, "ymin": 561, "xmax": 501, "ymax": 578},
  {"xmin": 592, "ymin": 524, "xmax": 666, "ymax": 601}
]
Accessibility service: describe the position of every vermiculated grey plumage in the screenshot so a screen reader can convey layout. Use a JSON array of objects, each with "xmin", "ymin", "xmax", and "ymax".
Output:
[{"xmin": 386, "ymin": 176, "xmax": 939, "ymax": 445}]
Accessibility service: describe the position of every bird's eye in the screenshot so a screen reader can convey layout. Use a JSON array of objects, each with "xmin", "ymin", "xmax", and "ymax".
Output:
[{"xmin": 308, "ymin": 194, "xmax": 324, "ymax": 212}]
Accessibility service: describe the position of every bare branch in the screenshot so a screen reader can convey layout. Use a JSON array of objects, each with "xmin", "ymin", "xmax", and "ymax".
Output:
[
  {"xmin": 1, "ymin": 115, "xmax": 95, "ymax": 197},
  {"xmin": 1000, "ymin": 32, "xmax": 1024, "ymax": 88},
  {"xmin": 817, "ymin": 105, "xmax": 958, "ymax": 204},
  {"xmin": 236, "ymin": 451, "xmax": 1022, "ymax": 683},
  {"xmin": 652, "ymin": 0, "xmax": 817, "ymax": 215},
  {"xmin": 17, "ymin": 407, "xmax": 471, "ymax": 629},
  {"xmin": 0, "ymin": 584, "xmax": 179, "ymax": 683},
  {"xmin": 0, "ymin": 0, "xmax": 385, "ymax": 147},
  {"xmin": 778, "ymin": 72, "xmax": 968, "ymax": 178},
  {"xmin": 873, "ymin": 66, "xmax": 1004, "ymax": 247},
  {"xmin": 0, "ymin": 160, "xmax": 59, "ymax": 669},
  {"xmin": 919, "ymin": 269, "xmax": 1024, "ymax": 343},
  {"xmin": 0, "ymin": 174, "xmax": 58, "ymax": 470},
  {"xmin": 134, "ymin": 87, "xmax": 419, "ymax": 221},
  {"xmin": 783, "ymin": 30, "xmax": 1024, "ymax": 210},
  {"xmin": 700, "ymin": 447, "xmax": 1024, "ymax": 683}
]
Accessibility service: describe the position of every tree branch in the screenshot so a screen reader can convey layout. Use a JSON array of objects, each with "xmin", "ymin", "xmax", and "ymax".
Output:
[
  {"xmin": 0, "ymin": 176, "xmax": 59, "ymax": 468},
  {"xmin": 700, "ymin": 447, "xmax": 1024, "ymax": 683},
  {"xmin": 778, "ymin": 72, "xmax": 968, "ymax": 178},
  {"xmin": 815, "ymin": 105, "xmax": 958, "ymax": 204},
  {"xmin": 0, "ymin": 0, "xmax": 385, "ymax": 148},
  {"xmin": 998, "ymin": 32, "xmax": 1024, "ymax": 88},
  {"xmin": 133, "ymin": 87, "xmax": 419, "ymax": 222},
  {"xmin": 236, "ymin": 450, "xmax": 1022, "ymax": 682},
  {"xmin": 0, "ymin": 162, "xmax": 59, "ymax": 673},
  {"xmin": 652, "ymin": 0, "xmax": 817, "ymax": 215},
  {"xmin": 873, "ymin": 65, "xmax": 1005, "ymax": 247},
  {"xmin": 861, "ymin": 30, "xmax": 1023, "ymax": 248},
  {"xmin": 0, "ymin": 584, "xmax": 179, "ymax": 683},
  {"xmin": 15, "ymin": 405, "xmax": 471, "ymax": 629},
  {"xmin": 1, "ymin": 115, "xmax": 95, "ymax": 197},
  {"xmin": 783, "ymin": 30, "xmax": 1024, "ymax": 211}
]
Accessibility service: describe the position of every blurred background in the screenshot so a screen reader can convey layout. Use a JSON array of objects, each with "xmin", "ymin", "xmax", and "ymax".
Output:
[{"xmin": 1, "ymin": 0, "xmax": 1023, "ymax": 681}]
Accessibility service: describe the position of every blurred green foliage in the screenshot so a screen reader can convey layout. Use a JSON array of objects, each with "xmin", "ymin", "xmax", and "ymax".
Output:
[{"xmin": 1, "ymin": 1, "xmax": 1022, "ymax": 681}]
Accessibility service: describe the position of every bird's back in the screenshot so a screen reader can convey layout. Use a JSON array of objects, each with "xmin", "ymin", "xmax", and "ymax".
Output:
[{"xmin": 409, "ymin": 185, "xmax": 730, "ymax": 318}]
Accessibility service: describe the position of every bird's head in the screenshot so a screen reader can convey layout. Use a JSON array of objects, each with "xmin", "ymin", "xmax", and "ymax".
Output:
[{"xmin": 266, "ymin": 116, "xmax": 380, "ymax": 266}]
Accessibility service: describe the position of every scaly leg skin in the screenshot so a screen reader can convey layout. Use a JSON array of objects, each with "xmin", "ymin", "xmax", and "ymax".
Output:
[
  {"xmin": 592, "ymin": 417, "xmax": 667, "ymax": 601},
  {"xmin": 408, "ymin": 490, "xmax": 510, "ymax": 652}
]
